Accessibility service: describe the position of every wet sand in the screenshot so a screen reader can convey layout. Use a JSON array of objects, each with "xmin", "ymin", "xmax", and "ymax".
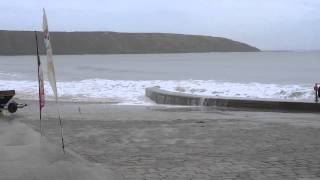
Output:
[
  {"xmin": 1, "ymin": 100, "xmax": 320, "ymax": 179},
  {"xmin": 0, "ymin": 106, "xmax": 118, "ymax": 180}
]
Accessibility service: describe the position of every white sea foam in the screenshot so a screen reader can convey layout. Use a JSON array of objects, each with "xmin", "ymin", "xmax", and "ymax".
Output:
[
  {"xmin": 0, "ymin": 72, "xmax": 19, "ymax": 79},
  {"xmin": 0, "ymin": 79, "xmax": 315, "ymax": 105}
]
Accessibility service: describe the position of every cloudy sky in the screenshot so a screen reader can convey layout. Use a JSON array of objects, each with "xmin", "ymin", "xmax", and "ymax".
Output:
[{"xmin": 0, "ymin": 0, "xmax": 319, "ymax": 50}]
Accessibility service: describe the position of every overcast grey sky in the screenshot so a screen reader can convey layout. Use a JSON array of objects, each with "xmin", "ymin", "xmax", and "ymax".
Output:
[{"xmin": 0, "ymin": 0, "xmax": 319, "ymax": 50}]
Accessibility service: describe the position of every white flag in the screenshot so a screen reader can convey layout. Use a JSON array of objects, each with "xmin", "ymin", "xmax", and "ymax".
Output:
[
  {"xmin": 42, "ymin": 9, "xmax": 65, "ymax": 152},
  {"xmin": 43, "ymin": 8, "xmax": 58, "ymax": 101}
]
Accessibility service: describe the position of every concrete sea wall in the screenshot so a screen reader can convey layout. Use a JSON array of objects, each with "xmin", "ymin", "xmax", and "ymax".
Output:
[{"xmin": 146, "ymin": 87, "xmax": 320, "ymax": 112}]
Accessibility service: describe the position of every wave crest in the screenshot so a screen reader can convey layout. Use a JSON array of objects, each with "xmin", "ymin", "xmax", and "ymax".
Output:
[{"xmin": 0, "ymin": 79, "xmax": 314, "ymax": 105}]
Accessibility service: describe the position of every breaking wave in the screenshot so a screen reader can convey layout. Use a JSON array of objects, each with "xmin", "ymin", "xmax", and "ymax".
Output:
[
  {"xmin": 0, "ymin": 79, "xmax": 314, "ymax": 105},
  {"xmin": 0, "ymin": 72, "xmax": 19, "ymax": 79}
]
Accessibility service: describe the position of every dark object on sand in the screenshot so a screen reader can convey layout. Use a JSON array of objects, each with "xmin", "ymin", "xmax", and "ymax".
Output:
[
  {"xmin": 315, "ymin": 84, "xmax": 320, "ymax": 102},
  {"xmin": 0, "ymin": 90, "xmax": 27, "ymax": 113}
]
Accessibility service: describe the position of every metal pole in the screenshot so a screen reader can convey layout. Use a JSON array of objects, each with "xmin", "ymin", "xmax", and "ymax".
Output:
[
  {"xmin": 56, "ymin": 100, "xmax": 65, "ymax": 153},
  {"xmin": 34, "ymin": 31, "xmax": 43, "ymax": 135}
]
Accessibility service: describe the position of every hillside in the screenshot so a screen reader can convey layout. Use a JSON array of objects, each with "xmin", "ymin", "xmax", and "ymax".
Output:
[{"xmin": 0, "ymin": 30, "xmax": 259, "ymax": 55}]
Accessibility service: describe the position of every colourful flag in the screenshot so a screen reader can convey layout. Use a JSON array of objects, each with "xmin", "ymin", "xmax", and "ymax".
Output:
[
  {"xmin": 35, "ymin": 31, "xmax": 45, "ymax": 135},
  {"xmin": 37, "ymin": 47, "xmax": 45, "ymax": 110},
  {"xmin": 35, "ymin": 31, "xmax": 45, "ymax": 110},
  {"xmin": 43, "ymin": 8, "xmax": 58, "ymax": 101}
]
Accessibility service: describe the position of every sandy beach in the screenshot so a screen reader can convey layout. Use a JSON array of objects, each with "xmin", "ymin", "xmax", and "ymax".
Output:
[{"xmin": 1, "ymin": 100, "xmax": 320, "ymax": 179}]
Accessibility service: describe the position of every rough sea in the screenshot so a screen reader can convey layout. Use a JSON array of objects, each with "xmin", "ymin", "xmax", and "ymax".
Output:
[{"xmin": 1, "ymin": 52, "xmax": 319, "ymax": 105}]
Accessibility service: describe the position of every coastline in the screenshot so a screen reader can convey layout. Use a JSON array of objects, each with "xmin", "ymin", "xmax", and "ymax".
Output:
[{"xmin": 0, "ymin": 30, "xmax": 259, "ymax": 55}]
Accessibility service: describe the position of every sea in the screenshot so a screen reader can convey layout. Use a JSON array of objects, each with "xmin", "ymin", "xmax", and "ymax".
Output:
[{"xmin": 0, "ymin": 52, "xmax": 319, "ymax": 105}]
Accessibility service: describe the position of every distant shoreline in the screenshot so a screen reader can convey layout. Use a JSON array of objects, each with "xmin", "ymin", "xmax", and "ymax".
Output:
[
  {"xmin": 262, "ymin": 50, "xmax": 320, "ymax": 52},
  {"xmin": 0, "ymin": 51, "xmax": 318, "ymax": 56}
]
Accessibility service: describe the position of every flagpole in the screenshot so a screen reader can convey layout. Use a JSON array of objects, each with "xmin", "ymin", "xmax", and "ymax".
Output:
[
  {"xmin": 34, "ymin": 31, "xmax": 43, "ymax": 136},
  {"xmin": 43, "ymin": 8, "xmax": 65, "ymax": 153}
]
